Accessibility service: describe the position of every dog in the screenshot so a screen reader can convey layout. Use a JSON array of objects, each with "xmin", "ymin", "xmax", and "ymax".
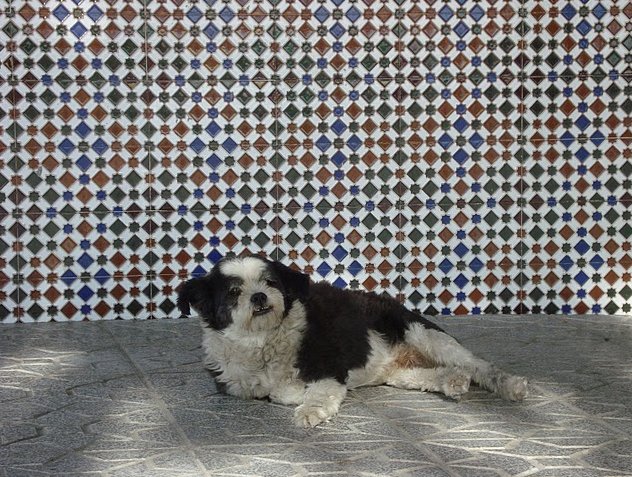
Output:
[{"xmin": 177, "ymin": 255, "xmax": 528, "ymax": 427}]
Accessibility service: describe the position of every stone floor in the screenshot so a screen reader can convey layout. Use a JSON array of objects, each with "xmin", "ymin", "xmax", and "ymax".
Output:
[{"xmin": 1, "ymin": 314, "xmax": 631, "ymax": 477}]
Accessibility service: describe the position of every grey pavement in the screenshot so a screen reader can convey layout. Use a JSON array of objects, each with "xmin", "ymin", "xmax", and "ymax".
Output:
[{"xmin": 1, "ymin": 315, "xmax": 631, "ymax": 476}]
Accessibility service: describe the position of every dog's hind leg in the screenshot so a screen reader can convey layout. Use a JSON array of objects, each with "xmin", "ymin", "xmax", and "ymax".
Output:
[
  {"xmin": 404, "ymin": 323, "xmax": 528, "ymax": 401},
  {"xmin": 385, "ymin": 366, "xmax": 471, "ymax": 400}
]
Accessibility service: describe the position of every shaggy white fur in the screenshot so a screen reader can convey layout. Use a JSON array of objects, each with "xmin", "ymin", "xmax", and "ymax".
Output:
[
  {"xmin": 200, "ymin": 300, "xmax": 307, "ymax": 401},
  {"xmin": 293, "ymin": 379, "xmax": 347, "ymax": 427}
]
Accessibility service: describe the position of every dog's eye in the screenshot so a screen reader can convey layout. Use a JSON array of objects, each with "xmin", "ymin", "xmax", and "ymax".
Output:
[
  {"xmin": 228, "ymin": 287, "xmax": 241, "ymax": 297},
  {"xmin": 266, "ymin": 279, "xmax": 278, "ymax": 287}
]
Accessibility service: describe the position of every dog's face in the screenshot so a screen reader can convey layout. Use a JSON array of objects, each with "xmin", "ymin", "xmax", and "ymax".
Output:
[{"xmin": 177, "ymin": 256, "xmax": 309, "ymax": 332}]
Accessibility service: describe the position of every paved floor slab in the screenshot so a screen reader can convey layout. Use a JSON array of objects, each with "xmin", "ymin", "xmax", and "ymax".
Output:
[{"xmin": 1, "ymin": 315, "xmax": 631, "ymax": 476}]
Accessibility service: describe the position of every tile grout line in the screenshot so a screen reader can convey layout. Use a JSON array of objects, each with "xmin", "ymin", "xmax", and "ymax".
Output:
[
  {"xmin": 529, "ymin": 382, "xmax": 632, "ymax": 441},
  {"xmin": 6, "ymin": 0, "xmax": 22, "ymax": 324},
  {"xmin": 98, "ymin": 321, "xmax": 212, "ymax": 477},
  {"xmin": 519, "ymin": 0, "xmax": 526, "ymax": 316},
  {"xmin": 143, "ymin": 0, "xmax": 156, "ymax": 321},
  {"xmin": 358, "ymin": 396, "xmax": 465, "ymax": 477}
]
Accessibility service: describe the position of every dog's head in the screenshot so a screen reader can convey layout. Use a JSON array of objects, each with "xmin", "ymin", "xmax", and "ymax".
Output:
[{"xmin": 177, "ymin": 256, "xmax": 310, "ymax": 331}]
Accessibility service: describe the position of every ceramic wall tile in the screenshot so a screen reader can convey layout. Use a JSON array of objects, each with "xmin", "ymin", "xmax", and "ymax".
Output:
[{"xmin": 1, "ymin": 0, "xmax": 631, "ymax": 321}]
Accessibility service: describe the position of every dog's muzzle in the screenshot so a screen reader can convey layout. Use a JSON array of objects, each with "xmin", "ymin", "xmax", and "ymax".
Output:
[{"xmin": 251, "ymin": 292, "xmax": 273, "ymax": 316}]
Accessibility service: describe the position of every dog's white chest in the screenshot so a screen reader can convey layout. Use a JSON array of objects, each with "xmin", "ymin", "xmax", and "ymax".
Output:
[{"xmin": 200, "ymin": 322, "xmax": 302, "ymax": 399}]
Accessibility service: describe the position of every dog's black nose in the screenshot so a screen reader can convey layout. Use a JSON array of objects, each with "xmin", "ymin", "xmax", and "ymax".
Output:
[{"xmin": 251, "ymin": 292, "xmax": 267, "ymax": 307}]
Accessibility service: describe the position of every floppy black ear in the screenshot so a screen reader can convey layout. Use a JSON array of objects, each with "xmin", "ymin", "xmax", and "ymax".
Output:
[
  {"xmin": 270, "ymin": 260, "xmax": 310, "ymax": 301},
  {"xmin": 177, "ymin": 277, "xmax": 206, "ymax": 316}
]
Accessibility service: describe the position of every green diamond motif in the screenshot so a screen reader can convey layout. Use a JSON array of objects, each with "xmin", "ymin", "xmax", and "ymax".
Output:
[
  {"xmin": 283, "ymin": 40, "xmax": 298, "ymax": 55},
  {"xmin": 284, "ymin": 104, "xmax": 300, "ymax": 120},
  {"xmin": 20, "ymin": 39, "xmax": 37, "ymax": 55},
  {"xmin": 105, "ymin": 55, "xmax": 122, "ymax": 72},
  {"xmin": 7, "ymin": 123, "xmax": 22, "ymax": 140},
  {"xmin": 157, "ymin": 106, "xmax": 172, "ymax": 121},
  {"xmin": 89, "ymin": 73, "xmax": 107, "ymax": 88},
  {"xmin": 236, "ymin": 89, "xmax": 252, "ymax": 105},
  {"xmin": 27, "ymin": 238, "xmax": 44, "ymax": 253},
  {"xmin": 42, "ymin": 189, "xmax": 59, "ymax": 205},
  {"xmin": 620, "ymin": 286, "xmax": 632, "ymax": 301},
  {"xmin": 141, "ymin": 122, "xmax": 157, "ymax": 138},
  {"xmin": 378, "ymin": 230, "xmax": 392, "ymax": 244},
  {"xmin": 286, "ymin": 232, "xmax": 301, "ymax": 247},
  {"xmin": 544, "ymin": 211, "xmax": 559, "ymax": 225},
  {"xmin": 422, "ymin": 87, "xmax": 439, "ymax": 102},
  {"xmin": 121, "ymin": 39, "xmax": 138, "ymax": 55},
  {"xmin": 470, "ymin": 70, "xmax": 484, "ymax": 85},
  {"xmin": 139, "ymin": 23, "xmax": 154, "ymax": 38},
  {"xmin": 391, "ymin": 22, "xmax": 406, "ymax": 38},
  {"xmin": 252, "ymin": 40, "xmax": 266, "ymax": 56},
  {"xmin": 172, "ymin": 89, "xmax": 188, "ymax": 106},
  {"xmin": 362, "ymin": 183, "xmax": 378, "ymax": 198},
  {"xmin": 238, "ymin": 217, "xmax": 255, "ymax": 233},
  {"xmin": 314, "ymin": 72, "xmax": 331, "ymax": 88},
  {"xmin": 238, "ymin": 186, "xmax": 254, "ymax": 201},
  {"xmin": 484, "ymin": 212, "xmax": 499, "ymax": 226},
  {"xmin": 236, "ymin": 56, "xmax": 251, "ymax": 71},
  {"xmin": 42, "ymin": 222, "xmax": 60, "ymax": 237},
  {"xmin": 23, "ymin": 106, "xmax": 41, "ymax": 121},
  {"xmin": 108, "ymin": 89, "xmax": 124, "ymax": 106},
  {"xmin": 220, "ymin": 73, "xmax": 237, "ymax": 88},
  {"xmin": 110, "ymin": 220, "xmax": 126, "ymax": 235},
  {"xmin": 252, "ymin": 105, "xmax": 268, "ymax": 121},
  {"xmin": 300, "ymin": 184, "xmax": 316, "ymax": 199},
  {"xmin": 362, "ymin": 214, "xmax": 378, "ymax": 229},
  {"xmin": 267, "ymin": 23, "xmax": 283, "ymax": 39},
  {"xmin": 254, "ymin": 232, "xmax": 270, "ymax": 247},
  {"xmin": 155, "ymin": 40, "xmax": 170, "ymax": 55},
  {"xmin": 301, "ymin": 216, "xmax": 316, "ymax": 230},
  {"xmin": 346, "ymin": 71, "xmax": 362, "ymax": 87},
  {"xmin": 361, "ymin": 87, "xmax": 377, "ymax": 103},
  {"xmin": 124, "ymin": 106, "xmax": 140, "ymax": 121},
  {"xmin": 361, "ymin": 55, "xmax": 377, "ymax": 71},
  {"xmin": 110, "ymin": 188, "xmax": 125, "ymax": 203},
  {"xmin": 174, "ymin": 187, "xmax": 190, "ymax": 202},
  {"xmin": 54, "ymin": 72, "xmax": 72, "ymax": 89},
  {"xmin": 423, "ymin": 213, "xmax": 438, "ymax": 228},
  {"xmin": 299, "ymin": 88, "xmax": 315, "ymax": 103},
  {"xmin": 172, "ymin": 56, "xmax": 187, "ymax": 72},
  {"xmin": 37, "ymin": 55, "xmax": 55, "ymax": 71},
  {"xmin": 188, "ymin": 72, "xmax": 204, "ymax": 88},
  {"xmin": 254, "ymin": 170, "xmax": 269, "ymax": 185},
  {"xmin": 377, "ymin": 103, "xmax": 392, "ymax": 118},
  {"xmin": 299, "ymin": 55, "xmax": 315, "ymax": 71},
  {"xmin": 2, "ymin": 21, "xmax": 18, "ymax": 37},
  {"xmin": 376, "ymin": 39, "xmax": 393, "ymax": 54}
]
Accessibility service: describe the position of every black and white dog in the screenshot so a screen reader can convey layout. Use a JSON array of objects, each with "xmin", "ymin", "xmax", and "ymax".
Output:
[{"xmin": 177, "ymin": 255, "xmax": 528, "ymax": 427}]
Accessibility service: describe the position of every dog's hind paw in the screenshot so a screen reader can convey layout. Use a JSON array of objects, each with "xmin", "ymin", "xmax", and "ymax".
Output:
[
  {"xmin": 440, "ymin": 369, "xmax": 471, "ymax": 400},
  {"xmin": 498, "ymin": 375, "xmax": 528, "ymax": 401}
]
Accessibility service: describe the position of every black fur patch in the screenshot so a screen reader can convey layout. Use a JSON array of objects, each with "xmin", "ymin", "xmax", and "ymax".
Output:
[
  {"xmin": 268, "ymin": 260, "xmax": 310, "ymax": 314},
  {"xmin": 296, "ymin": 283, "xmax": 445, "ymax": 385},
  {"xmin": 176, "ymin": 271, "xmax": 234, "ymax": 330}
]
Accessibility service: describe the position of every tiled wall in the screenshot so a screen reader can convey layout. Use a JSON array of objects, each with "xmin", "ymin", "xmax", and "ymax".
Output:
[{"xmin": 1, "ymin": 0, "xmax": 631, "ymax": 323}]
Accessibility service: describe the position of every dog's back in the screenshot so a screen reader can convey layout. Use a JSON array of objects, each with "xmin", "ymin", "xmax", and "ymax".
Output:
[{"xmin": 296, "ymin": 281, "xmax": 445, "ymax": 383}]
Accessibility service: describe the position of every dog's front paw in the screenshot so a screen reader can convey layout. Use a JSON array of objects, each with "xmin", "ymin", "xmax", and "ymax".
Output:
[
  {"xmin": 498, "ymin": 375, "xmax": 528, "ymax": 401},
  {"xmin": 293, "ymin": 403, "xmax": 337, "ymax": 428}
]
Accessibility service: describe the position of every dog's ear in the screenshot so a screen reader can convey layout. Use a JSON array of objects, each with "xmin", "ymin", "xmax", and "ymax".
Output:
[
  {"xmin": 177, "ymin": 277, "xmax": 207, "ymax": 316},
  {"xmin": 270, "ymin": 261, "xmax": 310, "ymax": 301}
]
